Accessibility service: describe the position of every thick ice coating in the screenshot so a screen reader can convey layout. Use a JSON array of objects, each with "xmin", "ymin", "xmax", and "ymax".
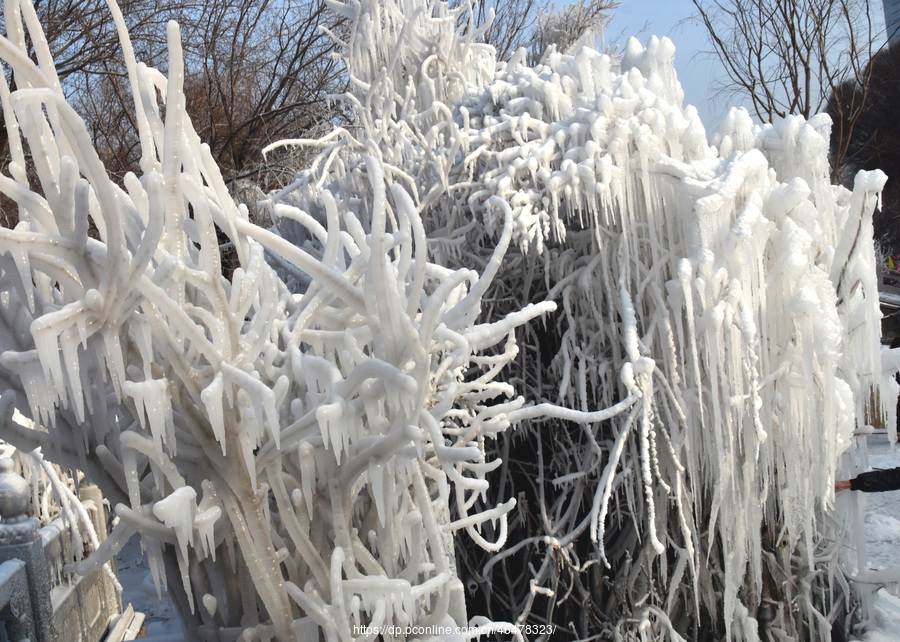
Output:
[{"xmin": 0, "ymin": 0, "xmax": 892, "ymax": 640}]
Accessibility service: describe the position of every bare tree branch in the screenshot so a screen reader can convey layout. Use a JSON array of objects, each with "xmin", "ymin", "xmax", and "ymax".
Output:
[{"xmin": 691, "ymin": 0, "xmax": 881, "ymax": 125}]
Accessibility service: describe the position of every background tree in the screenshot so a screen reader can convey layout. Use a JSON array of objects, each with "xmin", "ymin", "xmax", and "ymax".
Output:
[
  {"xmin": 458, "ymin": 0, "xmax": 619, "ymax": 64},
  {"xmin": 1, "ymin": 0, "xmax": 349, "ymax": 198},
  {"xmin": 531, "ymin": 0, "xmax": 618, "ymax": 63},
  {"xmin": 71, "ymin": 0, "xmax": 346, "ymax": 190},
  {"xmin": 828, "ymin": 44, "xmax": 900, "ymax": 249},
  {"xmin": 460, "ymin": 0, "xmax": 551, "ymax": 62},
  {"xmin": 0, "ymin": 0, "xmax": 161, "ymax": 224},
  {"xmin": 691, "ymin": 0, "xmax": 882, "ymax": 180}
]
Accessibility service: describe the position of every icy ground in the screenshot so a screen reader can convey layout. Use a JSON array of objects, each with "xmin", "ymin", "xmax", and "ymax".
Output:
[
  {"xmin": 861, "ymin": 588, "xmax": 900, "ymax": 641},
  {"xmin": 851, "ymin": 431, "xmax": 900, "ymax": 641}
]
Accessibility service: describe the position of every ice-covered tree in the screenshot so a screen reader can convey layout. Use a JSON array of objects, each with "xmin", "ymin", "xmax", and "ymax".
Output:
[
  {"xmin": 0, "ymin": 0, "xmax": 559, "ymax": 639},
  {"xmin": 0, "ymin": 0, "xmax": 893, "ymax": 640},
  {"xmin": 270, "ymin": 1, "xmax": 892, "ymax": 638}
]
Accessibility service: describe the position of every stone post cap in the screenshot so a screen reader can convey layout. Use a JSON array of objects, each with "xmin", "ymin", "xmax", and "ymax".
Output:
[{"xmin": 0, "ymin": 457, "xmax": 31, "ymax": 523}]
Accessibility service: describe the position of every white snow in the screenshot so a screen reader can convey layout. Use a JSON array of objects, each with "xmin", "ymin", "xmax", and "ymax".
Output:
[
  {"xmin": 841, "ymin": 431, "xmax": 900, "ymax": 641},
  {"xmin": 861, "ymin": 591, "xmax": 900, "ymax": 642}
]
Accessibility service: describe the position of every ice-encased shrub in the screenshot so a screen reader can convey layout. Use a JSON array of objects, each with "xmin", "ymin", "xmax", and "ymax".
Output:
[{"xmin": 0, "ymin": 0, "xmax": 893, "ymax": 639}]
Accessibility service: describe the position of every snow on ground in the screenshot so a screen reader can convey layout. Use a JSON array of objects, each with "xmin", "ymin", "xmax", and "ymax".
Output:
[
  {"xmin": 850, "ymin": 431, "xmax": 900, "ymax": 641},
  {"xmin": 861, "ymin": 433, "xmax": 900, "ymax": 571},
  {"xmin": 861, "ymin": 592, "xmax": 900, "ymax": 642}
]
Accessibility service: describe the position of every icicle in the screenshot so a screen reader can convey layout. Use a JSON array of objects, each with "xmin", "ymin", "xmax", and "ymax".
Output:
[
  {"xmin": 194, "ymin": 506, "xmax": 221, "ymax": 561},
  {"xmin": 121, "ymin": 444, "xmax": 142, "ymax": 511},
  {"xmin": 144, "ymin": 536, "xmax": 168, "ymax": 599},
  {"xmin": 0, "ymin": 2, "xmax": 890, "ymax": 639},
  {"xmin": 316, "ymin": 402, "xmax": 343, "ymax": 461},
  {"xmin": 203, "ymin": 594, "xmax": 217, "ymax": 617},
  {"xmin": 153, "ymin": 486, "xmax": 198, "ymax": 609},
  {"xmin": 368, "ymin": 457, "xmax": 387, "ymax": 527},
  {"xmin": 123, "ymin": 379, "xmax": 174, "ymax": 458},
  {"xmin": 200, "ymin": 371, "xmax": 227, "ymax": 455},
  {"xmin": 299, "ymin": 442, "xmax": 316, "ymax": 521}
]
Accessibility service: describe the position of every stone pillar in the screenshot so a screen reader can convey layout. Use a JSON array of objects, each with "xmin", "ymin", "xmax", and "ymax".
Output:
[{"xmin": 0, "ymin": 457, "xmax": 55, "ymax": 641}]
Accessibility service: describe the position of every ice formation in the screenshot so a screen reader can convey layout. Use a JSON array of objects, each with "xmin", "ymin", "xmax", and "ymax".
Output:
[{"xmin": 0, "ymin": 0, "xmax": 893, "ymax": 640}]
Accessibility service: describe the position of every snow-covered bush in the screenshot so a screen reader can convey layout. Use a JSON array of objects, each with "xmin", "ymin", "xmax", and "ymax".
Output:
[
  {"xmin": 272, "ymin": 2, "xmax": 892, "ymax": 638},
  {"xmin": 0, "ymin": 1, "xmax": 560, "ymax": 639},
  {"xmin": 0, "ymin": 0, "xmax": 892, "ymax": 640}
]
